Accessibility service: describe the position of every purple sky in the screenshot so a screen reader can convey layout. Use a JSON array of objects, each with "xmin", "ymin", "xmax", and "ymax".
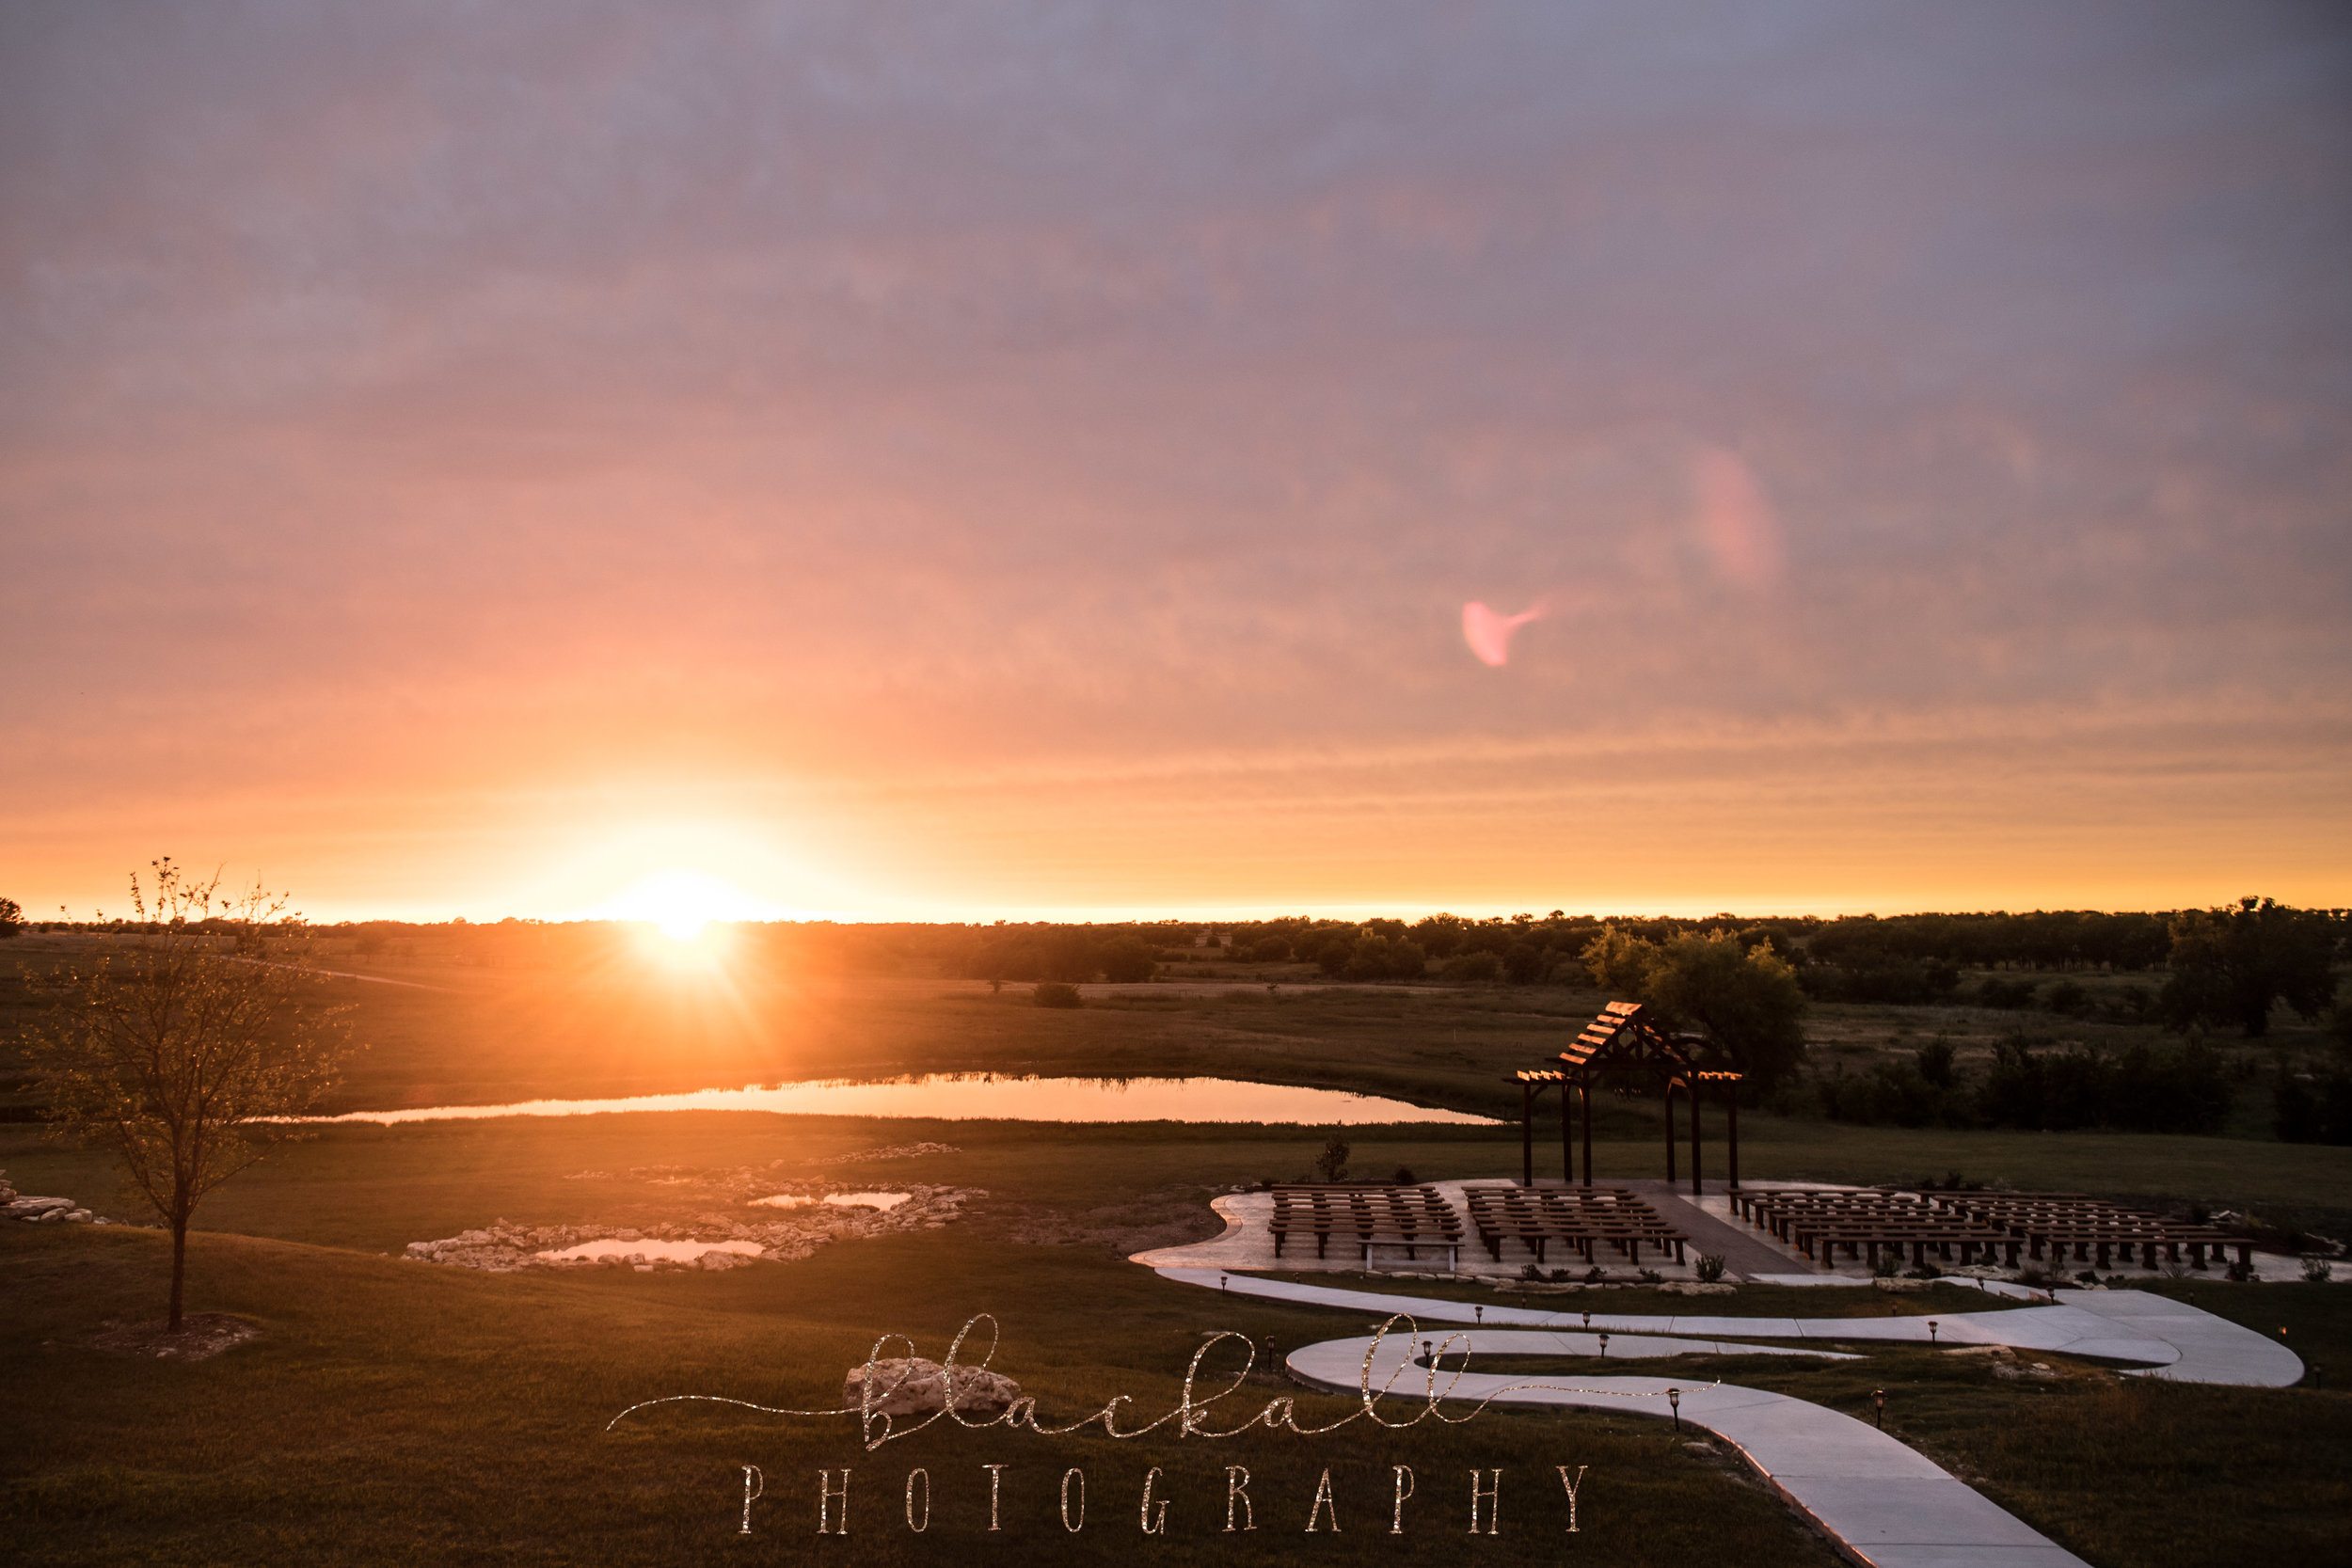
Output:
[{"xmin": 4, "ymin": 2, "xmax": 2347, "ymax": 919}]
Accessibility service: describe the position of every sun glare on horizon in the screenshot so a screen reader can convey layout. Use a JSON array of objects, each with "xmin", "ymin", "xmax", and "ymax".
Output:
[{"xmin": 600, "ymin": 870, "xmax": 771, "ymax": 942}]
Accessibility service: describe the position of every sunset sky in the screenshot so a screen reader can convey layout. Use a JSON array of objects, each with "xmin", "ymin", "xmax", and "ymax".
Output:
[{"xmin": 5, "ymin": 3, "xmax": 2348, "ymax": 924}]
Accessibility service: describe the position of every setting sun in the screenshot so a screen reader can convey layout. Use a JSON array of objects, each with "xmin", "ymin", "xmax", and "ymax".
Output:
[{"xmin": 601, "ymin": 871, "xmax": 767, "ymax": 942}]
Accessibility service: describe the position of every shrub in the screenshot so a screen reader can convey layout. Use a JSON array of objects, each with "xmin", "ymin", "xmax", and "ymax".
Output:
[
  {"xmin": 1312, "ymin": 1135, "xmax": 1350, "ymax": 1182},
  {"xmin": 1976, "ymin": 976, "xmax": 2040, "ymax": 1009},
  {"xmin": 2302, "ymin": 1256, "xmax": 2334, "ymax": 1283},
  {"xmin": 1502, "ymin": 942, "xmax": 1553, "ymax": 985},
  {"xmin": 1099, "ymin": 936, "xmax": 1157, "ymax": 983},
  {"xmin": 1391, "ymin": 1165, "xmax": 1418, "ymax": 1185},
  {"xmin": 1443, "ymin": 950, "xmax": 1504, "ymax": 983},
  {"xmin": 1694, "ymin": 1254, "xmax": 1726, "ymax": 1283},
  {"xmin": 1031, "ymin": 982, "xmax": 1083, "ymax": 1009},
  {"xmin": 2275, "ymin": 1064, "xmax": 2352, "ymax": 1145},
  {"xmin": 2043, "ymin": 979, "xmax": 2090, "ymax": 1017}
]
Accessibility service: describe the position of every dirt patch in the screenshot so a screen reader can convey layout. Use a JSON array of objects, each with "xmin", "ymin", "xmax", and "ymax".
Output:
[
  {"xmin": 405, "ymin": 1171, "xmax": 985, "ymax": 1273},
  {"xmin": 975, "ymin": 1183, "xmax": 1230, "ymax": 1257},
  {"xmin": 87, "ymin": 1314, "xmax": 262, "ymax": 1360}
]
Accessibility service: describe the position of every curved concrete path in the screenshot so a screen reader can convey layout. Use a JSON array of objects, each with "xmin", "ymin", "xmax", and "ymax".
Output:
[
  {"xmin": 1152, "ymin": 1267, "xmax": 2301, "ymax": 1568},
  {"xmin": 1155, "ymin": 1267, "xmax": 2304, "ymax": 1386},
  {"xmin": 1289, "ymin": 1328, "xmax": 2091, "ymax": 1568}
]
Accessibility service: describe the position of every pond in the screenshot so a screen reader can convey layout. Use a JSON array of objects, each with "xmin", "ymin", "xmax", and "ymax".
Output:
[
  {"xmin": 309, "ymin": 1074, "xmax": 1498, "ymax": 1126},
  {"xmin": 536, "ymin": 1239, "xmax": 765, "ymax": 1264},
  {"xmin": 751, "ymin": 1192, "xmax": 911, "ymax": 1212}
]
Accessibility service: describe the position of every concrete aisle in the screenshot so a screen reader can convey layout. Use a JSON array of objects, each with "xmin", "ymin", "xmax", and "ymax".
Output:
[
  {"xmin": 1153, "ymin": 1268, "xmax": 2303, "ymax": 1568},
  {"xmin": 1284, "ymin": 1329, "xmax": 2091, "ymax": 1568}
]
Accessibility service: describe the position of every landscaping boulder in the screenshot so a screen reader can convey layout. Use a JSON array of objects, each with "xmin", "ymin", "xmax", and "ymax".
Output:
[
  {"xmin": 842, "ymin": 1358, "xmax": 1021, "ymax": 1418},
  {"xmin": 8, "ymin": 1196, "xmax": 73, "ymax": 1221}
]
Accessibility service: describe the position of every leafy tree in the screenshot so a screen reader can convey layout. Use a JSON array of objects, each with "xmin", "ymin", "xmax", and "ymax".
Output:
[
  {"xmin": 1031, "ymin": 981, "xmax": 1083, "ymax": 1009},
  {"xmin": 1618, "ymin": 930, "xmax": 1810, "ymax": 1088},
  {"xmin": 1442, "ymin": 949, "xmax": 1503, "ymax": 983},
  {"xmin": 0, "ymin": 895, "xmax": 24, "ymax": 938},
  {"xmin": 1579, "ymin": 925, "xmax": 1656, "ymax": 993},
  {"xmin": 28, "ymin": 861, "xmax": 345, "ymax": 1332},
  {"xmin": 1099, "ymin": 935, "xmax": 1156, "ymax": 984},
  {"xmin": 1502, "ymin": 942, "xmax": 1553, "ymax": 985},
  {"xmin": 2161, "ymin": 897, "xmax": 2339, "ymax": 1037}
]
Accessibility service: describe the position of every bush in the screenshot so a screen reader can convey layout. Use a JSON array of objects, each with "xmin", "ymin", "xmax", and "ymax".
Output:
[
  {"xmin": 1312, "ymin": 1135, "xmax": 1350, "ymax": 1182},
  {"xmin": 1031, "ymin": 982, "xmax": 1083, "ymax": 1009},
  {"xmin": 2303, "ymin": 1256, "xmax": 2335, "ymax": 1283},
  {"xmin": 2274, "ymin": 1064, "xmax": 2352, "ymax": 1145},
  {"xmin": 1694, "ymin": 1254, "xmax": 1726, "ymax": 1283},
  {"xmin": 1442, "ymin": 950, "xmax": 1503, "ymax": 983},
  {"xmin": 1502, "ymin": 942, "xmax": 1554, "ymax": 985},
  {"xmin": 1391, "ymin": 1165, "xmax": 1418, "ymax": 1185},
  {"xmin": 1098, "ymin": 936, "xmax": 1157, "ymax": 983},
  {"xmin": 2043, "ymin": 979, "xmax": 2090, "ymax": 1017},
  {"xmin": 1976, "ymin": 976, "xmax": 2040, "ymax": 1009}
]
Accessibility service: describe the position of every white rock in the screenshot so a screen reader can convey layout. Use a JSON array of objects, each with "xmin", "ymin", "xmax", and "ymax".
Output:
[{"xmin": 843, "ymin": 1358, "xmax": 1022, "ymax": 1418}]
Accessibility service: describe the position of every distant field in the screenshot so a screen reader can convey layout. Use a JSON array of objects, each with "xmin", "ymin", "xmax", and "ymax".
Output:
[{"xmin": 6, "ymin": 929, "xmax": 2349, "ymax": 1245}]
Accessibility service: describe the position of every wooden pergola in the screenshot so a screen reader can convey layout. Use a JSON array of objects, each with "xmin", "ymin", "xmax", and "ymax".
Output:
[{"xmin": 1510, "ymin": 1001, "xmax": 1742, "ymax": 1194}]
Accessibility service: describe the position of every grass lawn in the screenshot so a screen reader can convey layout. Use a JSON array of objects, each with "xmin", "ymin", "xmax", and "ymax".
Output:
[
  {"xmin": 3, "ymin": 1220, "xmax": 1839, "ymax": 1566},
  {"xmin": 5, "ymin": 949, "xmax": 2349, "ymax": 1564},
  {"xmin": 4, "ymin": 1108, "xmax": 2347, "ymax": 1566}
]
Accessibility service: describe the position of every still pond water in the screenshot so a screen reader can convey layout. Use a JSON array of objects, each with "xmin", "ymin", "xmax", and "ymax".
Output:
[{"xmin": 312, "ymin": 1075, "xmax": 1497, "ymax": 1126}]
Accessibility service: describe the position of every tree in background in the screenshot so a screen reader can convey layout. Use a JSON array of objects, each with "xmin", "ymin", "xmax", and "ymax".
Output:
[
  {"xmin": 28, "ymin": 860, "xmax": 345, "ymax": 1333},
  {"xmin": 2161, "ymin": 897, "xmax": 2339, "ymax": 1037},
  {"xmin": 1098, "ymin": 935, "xmax": 1157, "ymax": 983},
  {"xmin": 1582, "ymin": 927, "xmax": 1809, "ymax": 1087},
  {"xmin": 0, "ymin": 895, "xmax": 24, "ymax": 938}
]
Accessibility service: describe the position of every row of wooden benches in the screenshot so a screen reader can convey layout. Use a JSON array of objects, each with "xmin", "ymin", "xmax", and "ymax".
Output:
[
  {"xmin": 1268, "ymin": 1184, "xmax": 1463, "ymax": 1264},
  {"xmin": 1461, "ymin": 1186, "xmax": 1689, "ymax": 1266},
  {"xmin": 1733, "ymin": 1187, "xmax": 2253, "ymax": 1271}
]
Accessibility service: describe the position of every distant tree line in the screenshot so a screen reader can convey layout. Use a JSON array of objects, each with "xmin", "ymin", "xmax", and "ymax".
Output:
[
  {"xmin": 1816, "ymin": 1033, "xmax": 2237, "ymax": 1135},
  {"xmin": 24, "ymin": 899, "xmax": 2336, "ymax": 1038}
]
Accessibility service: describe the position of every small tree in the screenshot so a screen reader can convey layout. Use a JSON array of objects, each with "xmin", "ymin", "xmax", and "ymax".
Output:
[
  {"xmin": 0, "ymin": 895, "xmax": 24, "ymax": 938},
  {"xmin": 1312, "ymin": 1135, "xmax": 1350, "ymax": 1182},
  {"xmin": 30, "ymin": 860, "xmax": 344, "ymax": 1332}
]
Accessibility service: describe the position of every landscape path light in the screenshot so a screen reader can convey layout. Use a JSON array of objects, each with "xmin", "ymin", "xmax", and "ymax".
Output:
[
  {"xmin": 1667, "ymin": 1387, "xmax": 1680, "ymax": 1432},
  {"xmin": 1597, "ymin": 1333, "xmax": 1610, "ymax": 1359},
  {"xmin": 1927, "ymin": 1320, "xmax": 1939, "ymax": 1346},
  {"xmin": 1871, "ymin": 1390, "xmax": 1885, "ymax": 1430}
]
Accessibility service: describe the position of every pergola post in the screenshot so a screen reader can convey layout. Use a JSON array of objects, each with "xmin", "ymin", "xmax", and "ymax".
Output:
[
  {"xmin": 1520, "ymin": 1081, "xmax": 1534, "ymax": 1188},
  {"xmin": 1726, "ymin": 1088, "xmax": 1740, "ymax": 1191},
  {"xmin": 1663, "ymin": 1079, "xmax": 1677, "ymax": 1185},
  {"xmin": 1580, "ymin": 1078, "xmax": 1593, "ymax": 1187},
  {"xmin": 1561, "ymin": 1081, "xmax": 1575, "ymax": 1183},
  {"xmin": 1690, "ymin": 1076, "xmax": 1703, "ymax": 1196}
]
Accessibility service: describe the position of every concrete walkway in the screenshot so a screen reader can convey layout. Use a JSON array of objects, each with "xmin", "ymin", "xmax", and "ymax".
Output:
[
  {"xmin": 1151, "ymin": 1266, "xmax": 2302, "ymax": 1568},
  {"xmin": 1154, "ymin": 1268, "xmax": 2303, "ymax": 1386},
  {"xmin": 1286, "ymin": 1328, "xmax": 2092, "ymax": 1568}
]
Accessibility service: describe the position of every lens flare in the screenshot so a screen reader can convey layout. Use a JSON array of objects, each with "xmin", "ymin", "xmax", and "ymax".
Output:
[
  {"xmin": 1462, "ymin": 599, "xmax": 1549, "ymax": 667},
  {"xmin": 1692, "ymin": 447, "xmax": 1785, "ymax": 592}
]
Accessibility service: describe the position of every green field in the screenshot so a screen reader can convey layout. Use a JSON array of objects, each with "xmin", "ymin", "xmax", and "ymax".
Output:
[{"xmin": 4, "ymin": 938, "xmax": 2350, "ymax": 1564}]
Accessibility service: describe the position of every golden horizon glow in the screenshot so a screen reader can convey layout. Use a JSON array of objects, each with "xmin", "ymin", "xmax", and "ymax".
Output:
[{"xmin": 3, "ymin": 11, "xmax": 2344, "ymax": 924}]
